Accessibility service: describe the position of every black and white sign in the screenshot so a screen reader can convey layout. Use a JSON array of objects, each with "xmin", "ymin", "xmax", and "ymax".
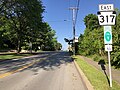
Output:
[
  {"xmin": 99, "ymin": 4, "xmax": 114, "ymax": 11},
  {"xmin": 75, "ymin": 37, "xmax": 78, "ymax": 42},
  {"xmin": 105, "ymin": 44, "xmax": 112, "ymax": 51},
  {"xmin": 98, "ymin": 11, "xmax": 116, "ymax": 25}
]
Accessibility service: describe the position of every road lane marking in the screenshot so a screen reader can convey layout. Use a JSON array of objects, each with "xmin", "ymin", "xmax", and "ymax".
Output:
[{"xmin": 0, "ymin": 61, "xmax": 36, "ymax": 79}]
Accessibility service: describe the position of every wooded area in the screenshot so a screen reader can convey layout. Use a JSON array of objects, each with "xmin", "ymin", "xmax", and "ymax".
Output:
[
  {"xmin": 0, "ymin": 0, "xmax": 62, "ymax": 53},
  {"xmin": 78, "ymin": 9, "xmax": 120, "ymax": 68}
]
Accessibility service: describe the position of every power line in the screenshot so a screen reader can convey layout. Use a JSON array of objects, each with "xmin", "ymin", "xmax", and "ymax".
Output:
[{"xmin": 75, "ymin": 0, "xmax": 80, "ymax": 26}]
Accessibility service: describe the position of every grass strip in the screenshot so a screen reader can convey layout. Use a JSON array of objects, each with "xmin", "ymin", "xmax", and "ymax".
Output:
[
  {"xmin": 0, "ymin": 53, "xmax": 33, "ymax": 61},
  {"xmin": 74, "ymin": 55, "xmax": 120, "ymax": 90}
]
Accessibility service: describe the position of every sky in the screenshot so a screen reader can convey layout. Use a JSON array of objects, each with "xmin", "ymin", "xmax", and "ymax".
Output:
[{"xmin": 42, "ymin": 0, "xmax": 120, "ymax": 50}]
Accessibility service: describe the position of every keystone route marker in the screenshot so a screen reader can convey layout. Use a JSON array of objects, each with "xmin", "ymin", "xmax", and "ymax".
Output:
[{"xmin": 97, "ymin": 4, "xmax": 116, "ymax": 88}]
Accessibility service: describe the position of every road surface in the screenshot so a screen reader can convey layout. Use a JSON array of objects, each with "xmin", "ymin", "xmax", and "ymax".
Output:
[{"xmin": 0, "ymin": 51, "xmax": 87, "ymax": 90}]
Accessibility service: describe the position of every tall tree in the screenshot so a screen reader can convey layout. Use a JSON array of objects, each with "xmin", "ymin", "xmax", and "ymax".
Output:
[
  {"xmin": 79, "ymin": 11, "xmax": 120, "ymax": 68},
  {"xmin": 111, "ymin": 10, "xmax": 120, "ymax": 68},
  {"xmin": 84, "ymin": 14, "xmax": 100, "ymax": 31},
  {"xmin": 0, "ymin": 0, "xmax": 44, "ymax": 53},
  {"xmin": 78, "ymin": 14, "xmax": 104, "ymax": 56}
]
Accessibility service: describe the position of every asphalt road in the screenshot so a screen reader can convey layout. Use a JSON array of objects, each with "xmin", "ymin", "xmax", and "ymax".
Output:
[{"xmin": 0, "ymin": 51, "xmax": 87, "ymax": 90}]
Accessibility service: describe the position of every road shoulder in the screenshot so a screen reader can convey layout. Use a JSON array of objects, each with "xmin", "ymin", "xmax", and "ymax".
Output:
[{"xmin": 74, "ymin": 60, "xmax": 94, "ymax": 90}]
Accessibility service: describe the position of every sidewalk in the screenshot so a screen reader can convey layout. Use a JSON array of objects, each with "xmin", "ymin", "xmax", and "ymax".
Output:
[{"xmin": 80, "ymin": 56, "xmax": 120, "ymax": 84}]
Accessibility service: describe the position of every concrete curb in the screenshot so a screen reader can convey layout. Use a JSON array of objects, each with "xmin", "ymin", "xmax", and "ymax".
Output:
[{"xmin": 74, "ymin": 60, "xmax": 94, "ymax": 90}]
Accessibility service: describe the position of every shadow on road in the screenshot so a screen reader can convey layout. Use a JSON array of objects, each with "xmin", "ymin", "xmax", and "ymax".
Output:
[
  {"xmin": 0, "ymin": 53, "xmax": 49, "ymax": 73},
  {"xmin": 0, "ymin": 51, "xmax": 73, "ymax": 76},
  {"xmin": 27, "ymin": 52, "xmax": 73, "ymax": 72}
]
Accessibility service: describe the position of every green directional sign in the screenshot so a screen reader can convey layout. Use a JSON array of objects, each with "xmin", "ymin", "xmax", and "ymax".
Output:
[{"xmin": 104, "ymin": 26, "xmax": 112, "ymax": 44}]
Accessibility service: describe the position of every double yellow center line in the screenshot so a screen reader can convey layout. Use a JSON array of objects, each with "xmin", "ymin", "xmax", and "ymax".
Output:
[{"xmin": 0, "ymin": 61, "xmax": 38, "ymax": 79}]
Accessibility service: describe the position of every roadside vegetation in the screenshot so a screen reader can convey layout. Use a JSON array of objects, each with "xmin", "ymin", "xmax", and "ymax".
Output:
[
  {"xmin": 0, "ymin": 52, "xmax": 37, "ymax": 61},
  {"xmin": 77, "ymin": 9, "xmax": 120, "ymax": 69},
  {"xmin": 0, "ymin": 0, "xmax": 62, "ymax": 53},
  {"xmin": 74, "ymin": 56, "xmax": 120, "ymax": 90}
]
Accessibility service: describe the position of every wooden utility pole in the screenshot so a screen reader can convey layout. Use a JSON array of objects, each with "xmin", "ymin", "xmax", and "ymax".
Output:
[{"xmin": 69, "ymin": 7, "xmax": 78, "ymax": 55}]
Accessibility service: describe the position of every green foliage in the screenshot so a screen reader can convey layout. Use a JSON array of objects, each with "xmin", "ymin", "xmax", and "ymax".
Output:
[
  {"xmin": 40, "ymin": 23, "xmax": 62, "ymax": 51},
  {"xmin": 78, "ymin": 10, "xmax": 120, "ymax": 68},
  {"xmin": 78, "ymin": 27, "xmax": 104, "ymax": 56},
  {"xmin": 111, "ymin": 11, "xmax": 120, "ymax": 68},
  {"xmin": 79, "ymin": 14, "xmax": 104, "ymax": 56},
  {"xmin": 0, "ymin": 0, "xmax": 62, "ymax": 52},
  {"xmin": 93, "ymin": 55, "xmax": 100, "ymax": 62},
  {"xmin": 111, "ymin": 51, "xmax": 120, "ymax": 68},
  {"xmin": 0, "ymin": 0, "xmax": 45, "ymax": 52},
  {"xmin": 93, "ymin": 54, "xmax": 105, "ymax": 62},
  {"xmin": 84, "ymin": 14, "xmax": 100, "ymax": 31}
]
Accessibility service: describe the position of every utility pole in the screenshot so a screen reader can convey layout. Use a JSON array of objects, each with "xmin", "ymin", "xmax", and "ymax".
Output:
[{"xmin": 69, "ymin": 7, "xmax": 78, "ymax": 55}]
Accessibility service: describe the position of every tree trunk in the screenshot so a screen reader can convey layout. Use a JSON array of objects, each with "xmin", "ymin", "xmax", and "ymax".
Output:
[{"xmin": 17, "ymin": 38, "xmax": 21, "ymax": 54}]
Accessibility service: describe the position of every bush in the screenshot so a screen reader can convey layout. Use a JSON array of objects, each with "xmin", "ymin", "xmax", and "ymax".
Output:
[
  {"xmin": 111, "ymin": 52, "xmax": 120, "ymax": 69},
  {"xmin": 93, "ymin": 55, "xmax": 105, "ymax": 63},
  {"xmin": 93, "ymin": 55, "xmax": 100, "ymax": 62}
]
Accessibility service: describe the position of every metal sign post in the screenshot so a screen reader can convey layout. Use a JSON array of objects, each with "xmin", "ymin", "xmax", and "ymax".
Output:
[
  {"xmin": 104, "ymin": 26, "xmax": 113, "ymax": 87},
  {"xmin": 108, "ymin": 50, "xmax": 112, "ymax": 87},
  {"xmin": 97, "ymin": 4, "xmax": 116, "ymax": 87}
]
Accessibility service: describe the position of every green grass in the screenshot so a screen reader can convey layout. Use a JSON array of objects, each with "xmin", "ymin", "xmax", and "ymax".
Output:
[
  {"xmin": 0, "ymin": 53, "xmax": 34, "ymax": 61},
  {"xmin": 74, "ymin": 55, "xmax": 120, "ymax": 90}
]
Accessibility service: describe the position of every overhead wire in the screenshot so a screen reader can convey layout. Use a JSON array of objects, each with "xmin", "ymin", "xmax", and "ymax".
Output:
[
  {"xmin": 67, "ymin": 0, "xmax": 80, "ymax": 38},
  {"xmin": 68, "ymin": 0, "xmax": 73, "ymax": 39},
  {"xmin": 75, "ymin": 0, "xmax": 80, "ymax": 27},
  {"xmin": 68, "ymin": 0, "xmax": 72, "ymax": 22}
]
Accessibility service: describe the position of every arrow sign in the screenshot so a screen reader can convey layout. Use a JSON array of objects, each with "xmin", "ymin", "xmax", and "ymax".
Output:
[{"xmin": 104, "ymin": 26, "xmax": 112, "ymax": 44}]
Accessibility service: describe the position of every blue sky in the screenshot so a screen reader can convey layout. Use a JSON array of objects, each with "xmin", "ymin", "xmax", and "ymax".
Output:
[{"xmin": 42, "ymin": 0, "xmax": 120, "ymax": 50}]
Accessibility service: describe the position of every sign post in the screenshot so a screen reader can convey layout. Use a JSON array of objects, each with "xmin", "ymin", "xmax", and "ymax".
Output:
[
  {"xmin": 104, "ymin": 26, "xmax": 112, "ymax": 87},
  {"xmin": 97, "ymin": 4, "xmax": 116, "ymax": 87},
  {"xmin": 108, "ymin": 50, "xmax": 112, "ymax": 87}
]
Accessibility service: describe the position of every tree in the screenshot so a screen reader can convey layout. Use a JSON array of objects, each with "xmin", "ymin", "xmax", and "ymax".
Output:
[
  {"xmin": 40, "ymin": 23, "xmax": 62, "ymax": 51},
  {"xmin": 56, "ymin": 42, "xmax": 62, "ymax": 50},
  {"xmin": 0, "ymin": 0, "xmax": 62, "ymax": 53},
  {"xmin": 78, "ymin": 14, "xmax": 103, "ymax": 56},
  {"xmin": 111, "ymin": 9, "xmax": 120, "ymax": 68},
  {"xmin": 78, "ymin": 10, "xmax": 120, "ymax": 68},
  {"xmin": 0, "ymin": 0, "xmax": 44, "ymax": 53},
  {"xmin": 84, "ymin": 14, "xmax": 100, "ymax": 31}
]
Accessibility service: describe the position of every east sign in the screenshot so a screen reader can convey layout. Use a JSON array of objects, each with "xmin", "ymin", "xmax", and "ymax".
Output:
[{"xmin": 99, "ymin": 4, "xmax": 114, "ymax": 11}]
